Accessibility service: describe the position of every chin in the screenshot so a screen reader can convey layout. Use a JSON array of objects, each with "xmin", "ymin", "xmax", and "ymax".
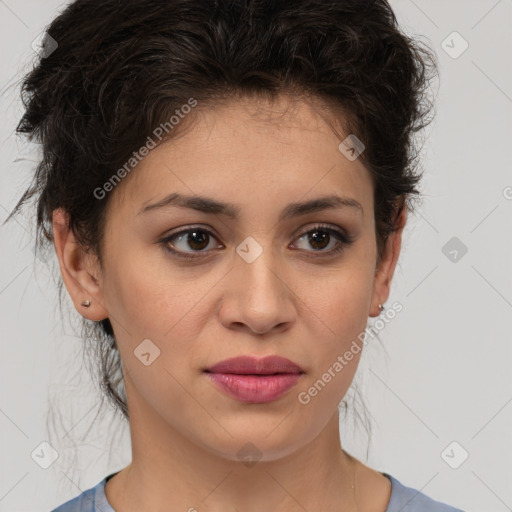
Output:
[{"xmin": 191, "ymin": 420, "xmax": 317, "ymax": 465}]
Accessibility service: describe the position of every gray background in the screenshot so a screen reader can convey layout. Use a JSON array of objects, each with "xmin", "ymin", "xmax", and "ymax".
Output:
[{"xmin": 1, "ymin": 1, "xmax": 511, "ymax": 511}]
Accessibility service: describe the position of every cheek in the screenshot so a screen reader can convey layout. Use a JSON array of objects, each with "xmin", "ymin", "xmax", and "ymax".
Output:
[
  {"xmin": 102, "ymin": 245, "xmax": 204, "ymax": 341},
  {"xmin": 300, "ymin": 247, "xmax": 376, "ymax": 340},
  {"xmin": 102, "ymin": 254, "xmax": 213, "ymax": 428},
  {"xmin": 295, "ymin": 248, "xmax": 376, "ymax": 405},
  {"xmin": 101, "ymin": 248, "xmax": 226, "ymax": 410},
  {"xmin": 292, "ymin": 298, "xmax": 370, "ymax": 435}
]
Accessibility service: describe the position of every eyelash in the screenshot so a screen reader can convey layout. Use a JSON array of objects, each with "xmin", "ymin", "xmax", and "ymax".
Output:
[{"xmin": 159, "ymin": 223, "xmax": 355, "ymax": 260}]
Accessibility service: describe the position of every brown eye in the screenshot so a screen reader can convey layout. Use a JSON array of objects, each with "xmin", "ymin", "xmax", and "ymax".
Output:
[
  {"xmin": 293, "ymin": 225, "xmax": 352, "ymax": 255},
  {"xmin": 181, "ymin": 230, "xmax": 210, "ymax": 251},
  {"xmin": 161, "ymin": 227, "xmax": 222, "ymax": 259},
  {"xmin": 306, "ymin": 229, "xmax": 331, "ymax": 250}
]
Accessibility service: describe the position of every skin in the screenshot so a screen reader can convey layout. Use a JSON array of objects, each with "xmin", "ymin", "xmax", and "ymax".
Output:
[{"xmin": 52, "ymin": 93, "xmax": 405, "ymax": 511}]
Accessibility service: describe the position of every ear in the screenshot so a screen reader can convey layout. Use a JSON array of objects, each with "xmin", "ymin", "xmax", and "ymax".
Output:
[
  {"xmin": 369, "ymin": 204, "xmax": 407, "ymax": 317},
  {"xmin": 52, "ymin": 208, "xmax": 109, "ymax": 321}
]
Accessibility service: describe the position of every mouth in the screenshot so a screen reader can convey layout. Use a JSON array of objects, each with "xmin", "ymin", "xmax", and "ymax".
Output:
[{"xmin": 203, "ymin": 355, "xmax": 305, "ymax": 403}]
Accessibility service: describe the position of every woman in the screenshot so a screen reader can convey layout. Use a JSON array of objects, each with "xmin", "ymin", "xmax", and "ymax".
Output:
[{"xmin": 8, "ymin": 0, "xmax": 465, "ymax": 510}]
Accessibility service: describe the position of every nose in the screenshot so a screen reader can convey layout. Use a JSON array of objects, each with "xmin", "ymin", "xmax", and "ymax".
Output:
[{"xmin": 218, "ymin": 245, "xmax": 296, "ymax": 336}]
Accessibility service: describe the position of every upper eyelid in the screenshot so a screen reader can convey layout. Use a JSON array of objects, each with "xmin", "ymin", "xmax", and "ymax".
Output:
[{"xmin": 164, "ymin": 223, "xmax": 346, "ymax": 238}]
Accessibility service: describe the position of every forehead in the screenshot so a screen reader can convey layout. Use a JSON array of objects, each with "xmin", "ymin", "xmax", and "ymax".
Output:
[{"xmin": 108, "ymin": 94, "xmax": 373, "ymax": 220}]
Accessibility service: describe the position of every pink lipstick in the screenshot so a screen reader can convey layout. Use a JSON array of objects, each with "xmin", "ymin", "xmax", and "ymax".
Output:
[{"xmin": 204, "ymin": 355, "xmax": 304, "ymax": 403}]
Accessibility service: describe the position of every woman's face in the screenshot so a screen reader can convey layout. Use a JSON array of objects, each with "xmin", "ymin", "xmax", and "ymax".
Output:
[{"xmin": 55, "ymin": 94, "xmax": 402, "ymax": 462}]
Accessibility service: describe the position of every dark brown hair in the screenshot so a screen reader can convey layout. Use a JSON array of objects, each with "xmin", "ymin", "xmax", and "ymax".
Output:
[{"xmin": 6, "ymin": 0, "xmax": 438, "ymax": 425}]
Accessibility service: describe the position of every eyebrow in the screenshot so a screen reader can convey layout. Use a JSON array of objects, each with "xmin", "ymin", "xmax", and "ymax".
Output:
[{"xmin": 137, "ymin": 192, "xmax": 363, "ymax": 221}]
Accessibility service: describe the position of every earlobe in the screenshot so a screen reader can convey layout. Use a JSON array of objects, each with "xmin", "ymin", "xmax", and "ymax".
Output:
[
  {"xmin": 52, "ymin": 208, "xmax": 109, "ymax": 321},
  {"xmin": 369, "ymin": 204, "xmax": 407, "ymax": 317}
]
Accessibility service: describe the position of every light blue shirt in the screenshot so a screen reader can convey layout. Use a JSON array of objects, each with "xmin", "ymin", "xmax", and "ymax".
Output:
[{"xmin": 50, "ymin": 471, "xmax": 466, "ymax": 511}]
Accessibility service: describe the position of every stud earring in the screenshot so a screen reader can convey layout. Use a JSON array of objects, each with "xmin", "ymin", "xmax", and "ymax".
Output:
[
  {"xmin": 81, "ymin": 300, "xmax": 91, "ymax": 308},
  {"xmin": 378, "ymin": 303, "xmax": 385, "ymax": 313}
]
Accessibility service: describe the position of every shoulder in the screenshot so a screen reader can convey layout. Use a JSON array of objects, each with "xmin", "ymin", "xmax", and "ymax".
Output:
[
  {"xmin": 384, "ymin": 473, "xmax": 466, "ymax": 512},
  {"xmin": 48, "ymin": 474, "xmax": 115, "ymax": 512},
  {"xmin": 49, "ymin": 470, "xmax": 466, "ymax": 512}
]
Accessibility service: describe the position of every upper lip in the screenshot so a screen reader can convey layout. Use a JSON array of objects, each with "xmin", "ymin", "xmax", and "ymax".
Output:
[{"xmin": 204, "ymin": 355, "xmax": 304, "ymax": 375}]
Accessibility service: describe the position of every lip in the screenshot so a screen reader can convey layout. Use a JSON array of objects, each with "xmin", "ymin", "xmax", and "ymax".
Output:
[
  {"xmin": 204, "ymin": 355, "xmax": 304, "ymax": 403},
  {"xmin": 205, "ymin": 355, "xmax": 304, "ymax": 375}
]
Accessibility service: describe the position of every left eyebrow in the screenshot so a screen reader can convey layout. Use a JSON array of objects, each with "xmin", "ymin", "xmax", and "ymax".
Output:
[{"xmin": 137, "ymin": 192, "xmax": 363, "ymax": 221}]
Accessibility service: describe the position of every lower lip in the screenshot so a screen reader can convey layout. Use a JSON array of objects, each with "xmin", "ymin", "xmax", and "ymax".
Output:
[{"xmin": 205, "ymin": 372, "xmax": 302, "ymax": 403}]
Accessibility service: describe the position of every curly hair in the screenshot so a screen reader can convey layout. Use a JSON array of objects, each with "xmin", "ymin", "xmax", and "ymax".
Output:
[{"xmin": 6, "ymin": 0, "xmax": 438, "ymax": 424}]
